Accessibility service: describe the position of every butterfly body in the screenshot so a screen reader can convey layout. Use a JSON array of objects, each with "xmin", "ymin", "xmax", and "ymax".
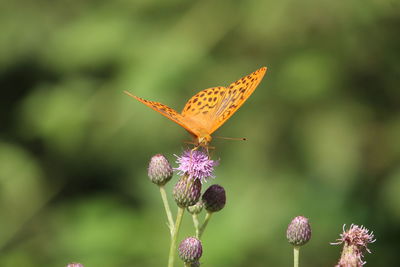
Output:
[{"xmin": 125, "ymin": 67, "xmax": 267, "ymax": 147}]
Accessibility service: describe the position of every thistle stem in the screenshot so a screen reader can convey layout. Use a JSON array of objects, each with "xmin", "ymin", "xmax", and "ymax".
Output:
[
  {"xmin": 159, "ymin": 185, "xmax": 174, "ymax": 235},
  {"xmin": 192, "ymin": 213, "xmax": 200, "ymax": 238},
  {"xmin": 184, "ymin": 263, "xmax": 190, "ymax": 267},
  {"xmin": 293, "ymin": 246, "xmax": 300, "ymax": 267},
  {"xmin": 198, "ymin": 211, "xmax": 213, "ymax": 238},
  {"xmin": 168, "ymin": 207, "xmax": 185, "ymax": 267}
]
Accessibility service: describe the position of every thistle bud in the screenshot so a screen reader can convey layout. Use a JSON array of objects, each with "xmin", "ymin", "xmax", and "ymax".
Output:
[
  {"xmin": 178, "ymin": 237, "xmax": 203, "ymax": 264},
  {"xmin": 173, "ymin": 175, "xmax": 202, "ymax": 208},
  {"xmin": 286, "ymin": 216, "xmax": 312, "ymax": 246},
  {"xmin": 66, "ymin": 263, "xmax": 84, "ymax": 267},
  {"xmin": 187, "ymin": 200, "xmax": 204, "ymax": 215},
  {"xmin": 148, "ymin": 154, "xmax": 173, "ymax": 185},
  {"xmin": 202, "ymin": 184, "xmax": 226, "ymax": 212}
]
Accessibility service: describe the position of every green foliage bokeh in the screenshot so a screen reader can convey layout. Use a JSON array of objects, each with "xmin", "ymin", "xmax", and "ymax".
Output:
[{"xmin": 0, "ymin": 0, "xmax": 399, "ymax": 266}]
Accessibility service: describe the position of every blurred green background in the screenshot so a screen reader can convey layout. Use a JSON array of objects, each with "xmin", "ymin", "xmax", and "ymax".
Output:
[{"xmin": 0, "ymin": 0, "xmax": 399, "ymax": 266}]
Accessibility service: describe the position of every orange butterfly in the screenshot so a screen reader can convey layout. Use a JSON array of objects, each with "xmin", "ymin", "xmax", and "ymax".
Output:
[{"xmin": 125, "ymin": 67, "xmax": 267, "ymax": 147}]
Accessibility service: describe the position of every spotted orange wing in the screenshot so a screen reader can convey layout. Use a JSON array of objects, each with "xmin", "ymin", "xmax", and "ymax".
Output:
[
  {"xmin": 124, "ymin": 91, "xmax": 199, "ymax": 138},
  {"xmin": 181, "ymin": 67, "xmax": 267, "ymax": 134}
]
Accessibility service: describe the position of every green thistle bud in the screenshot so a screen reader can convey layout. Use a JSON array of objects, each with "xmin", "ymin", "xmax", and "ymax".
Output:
[
  {"xmin": 187, "ymin": 200, "xmax": 203, "ymax": 215},
  {"xmin": 173, "ymin": 175, "xmax": 202, "ymax": 208},
  {"xmin": 178, "ymin": 237, "xmax": 203, "ymax": 263},
  {"xmin": 66, "ymin": 263, "xmax": 84, "ymax": 267},
  {"xmin": 148, "ymin": 154, "xmax": 173, "ymax": 185},
  {"xmin": 202, "ymin": 184, "xmax": 226, "ymax": 212},
  {"xmin": 286, "ymin": 216, "xmax": 312, "ymax": 246}
]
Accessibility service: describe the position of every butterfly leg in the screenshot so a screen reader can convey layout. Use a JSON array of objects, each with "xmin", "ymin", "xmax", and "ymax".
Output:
[
  {"xmin": 204, "ymin": 145, "xmax": 215, "ymax": 157},
  {"xmin": 183, "ymin": 140, "xmax": 196, "ymax": 145},
  {"xmin": 183, "ymin": 140, "xmax": 200, "ymax": 151}
]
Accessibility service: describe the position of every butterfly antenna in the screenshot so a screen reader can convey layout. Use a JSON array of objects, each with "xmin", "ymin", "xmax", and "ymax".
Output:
[
  {"xmin": 124, "ymin": 90, "xmax": 135, "ymax": 97},
  {"xmin": 214, "ymin": 136, "xmax": 247, "ymax": 141}
]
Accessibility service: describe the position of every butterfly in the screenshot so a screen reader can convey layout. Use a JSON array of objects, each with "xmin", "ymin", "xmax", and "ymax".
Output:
[{"xmin": 125, "ymin": 67, "xmax": 267, "ymax": 147}]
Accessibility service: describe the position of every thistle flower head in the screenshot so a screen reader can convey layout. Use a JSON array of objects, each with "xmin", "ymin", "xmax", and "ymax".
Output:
[
  {"xmin": 175, "ymin": 149, "xmax": 218, "ymax": 183},
  {"xmin": 148, "ymin": 154, "xmax": 173, "ymax": 185},
  {"xmin": 202, "ymin": 184, "xmax": 226, "ymax": 212},
  {"xmin": 178, "ymin": 236, "xmax": 203, "ymax": 263},
  {"xmin": 173, "ymin": 174, "xmax": 202, "ymax": 208},
  {"xmin": 332, "ymin": 224, "xmax": 376, "ymax": 251},
  {"xmin": 331, "ymin": 224, "xmax": 375, "ymax": 266},
  {"xmin": 286, "ymin": 216, "xmax": 312, "ymax": 246}
]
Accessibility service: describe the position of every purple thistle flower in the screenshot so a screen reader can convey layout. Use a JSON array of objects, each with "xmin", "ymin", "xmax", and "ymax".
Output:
[
  {"xmin": 331, "ymin": 224, "xmax": 376, "ymax": 253},
  {"xmin": 331, "ymin": 224, "xmax": 376, "ymax": 266},
  {"xmin": 175, "ymin": 149, "xmax": 218, "ymax": 183}
]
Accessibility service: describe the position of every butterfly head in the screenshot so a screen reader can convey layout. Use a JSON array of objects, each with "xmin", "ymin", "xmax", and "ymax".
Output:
[{"xmin": 197, "ymin": 135, "xmax": 212, "ymax": 147}]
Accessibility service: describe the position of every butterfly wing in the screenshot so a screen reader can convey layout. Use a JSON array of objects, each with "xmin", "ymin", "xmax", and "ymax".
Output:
[
  {"xmin": 124, "ymin": 91, "xmax": 198, "ymax": 137},
  {"xmin": 209, "ymin": 67, "xmax": 267, "ymax": 133},
  {"xmin": 181, "ymin": 86, "xmax": 225, "ymax": 119},
  {"xmin": 181, "ymin": 67, "xmax": 267, "ymax": 134}
]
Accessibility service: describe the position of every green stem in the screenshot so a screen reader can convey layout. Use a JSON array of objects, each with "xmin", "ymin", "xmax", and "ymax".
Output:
[
  {"xmin": 159, "ymin": 185, "xmax": 174, "ymax": 235},
  {"xmin": 192, "ymin": 213, "xmax": 200, "ymax": 238},
  {"xmin": 293, "ymin": 246, "xmax": 300, "ymax": 267},
  {"xmin": 198, "ymin": 211, "xmax": 213, "ymax": 238},
  {"xmin": 168, "ymin": 207, "xmax": 185, "ymax": 267},
  {"xmin": 184, "ymin": 263, "xmax": 190, "ymax": 267}
]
